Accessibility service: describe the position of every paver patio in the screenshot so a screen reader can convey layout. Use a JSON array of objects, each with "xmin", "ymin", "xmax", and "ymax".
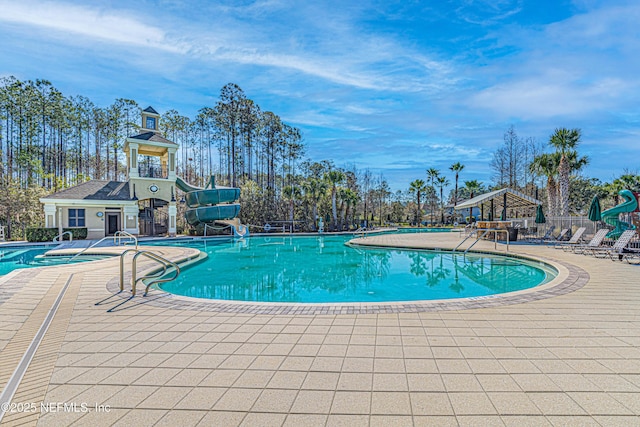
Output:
[{"xmin": 1, "ymin": 232, "xmax": 639, "ymax": 426}]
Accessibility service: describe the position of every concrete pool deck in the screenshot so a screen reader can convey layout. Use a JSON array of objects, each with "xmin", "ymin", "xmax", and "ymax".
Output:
[{"xmin": 1, "ymin": 233, "xmax": 639, "ymax": 426}]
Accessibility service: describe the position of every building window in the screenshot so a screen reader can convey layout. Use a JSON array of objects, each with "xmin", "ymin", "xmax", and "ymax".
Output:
[
  {"xmin": 146, "ymin": 117, "xmax": 156, "ymax": 130},
  {"xmin": 69, "ymin": 209, "xmax": 85, "ymax": 227}
]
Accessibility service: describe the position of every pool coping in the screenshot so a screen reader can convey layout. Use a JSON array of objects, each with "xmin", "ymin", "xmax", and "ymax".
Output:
[{"xmin": 104, "ymin": 237, "xmax": 588, "ymax": 315}]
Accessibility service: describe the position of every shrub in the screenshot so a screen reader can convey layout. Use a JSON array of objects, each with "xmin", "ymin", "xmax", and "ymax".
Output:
[{"xmin": 26, "ymin": 227, "xmax": 87, "ymax": 242}]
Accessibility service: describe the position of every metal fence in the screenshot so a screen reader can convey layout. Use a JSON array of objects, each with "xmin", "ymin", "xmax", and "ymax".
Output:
[
  {"xmin": 510, "ymin": 216, "xmax": 599, "ymax": 238},
  {"xmin": 509, "ymin": 215, "xmax": 640, "ymax": 248}
]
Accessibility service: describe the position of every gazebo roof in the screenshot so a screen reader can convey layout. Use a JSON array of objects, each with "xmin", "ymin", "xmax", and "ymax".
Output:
[{"xmin": 454, "ymin": 188, "xmax": 541, "ymax": 211}]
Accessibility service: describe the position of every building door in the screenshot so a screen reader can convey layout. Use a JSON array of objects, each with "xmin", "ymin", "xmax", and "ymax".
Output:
[{"xmin": 106, "ymin": 213, "xmax": 120, "ymax": 235}]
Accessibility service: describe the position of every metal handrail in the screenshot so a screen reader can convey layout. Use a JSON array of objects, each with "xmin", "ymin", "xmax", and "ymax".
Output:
[
  {"xmin": 354, "ymin": 227, "xmax": 368, "ymax": 238},
  {"xmin": 453, "ymin": 229, "xmax": 479, "ymax": 252},
  {"xmin": 53, "ymin": 231, "xmax": 73, "ymax": 242},
  {"xmin": 453, "ymin": 228, "xmax": 510, "ymax": 253},
  {"xmin": 70, "ymin": 232, "xmax": 138, "ymax": 262},
  {"xmin": 69, "ymin": 235, "xmax": 111, "ymax": 261},
  {"xmin": 465, "ymin": 228, "xmax": 510, "ymax": 253},
  {"xmin": 204, "ymin": 223, "xmax": 230, "ymax": 236},
  {"xmin": 142, "ymin": 263, "xmax": 180, "ymax": 296},
  {"xmin": 114, "ymin": 230, "xmax": 138, "ymax": 248},
  {"xmin": 131, "ymin": 250, "xmax": 180, "ymax": 296},
  {"xmin": 463, "ymin": 229, "xmax": 492, "ymax": 253},
  {"xmin": 119, "ymin": 249, "xmax": 141, "ymax": 291}
]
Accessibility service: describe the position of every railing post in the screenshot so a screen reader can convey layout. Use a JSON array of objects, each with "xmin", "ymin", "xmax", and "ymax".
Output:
[
  {"xmin": 119, "ymin": 249, "xmax": 139, "ymax": 292},
  {"xmin": 131, "ymin": 252, "xmax": 141, "ymax": 296}
]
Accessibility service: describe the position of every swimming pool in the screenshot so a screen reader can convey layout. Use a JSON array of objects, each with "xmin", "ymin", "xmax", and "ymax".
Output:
[
  {"xmin": 0, "ymin": 246, "xmax": 108, "ymax": 276},
  {"xmin": 153, "ymin": 235, "xmax": 557, "ymax": 303}
]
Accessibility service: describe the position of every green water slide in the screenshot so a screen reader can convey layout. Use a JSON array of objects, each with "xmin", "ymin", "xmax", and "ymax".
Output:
[
  {"xmin": 601, "ymin": 189, "xmax": 637, "ymax": 238},
  {"xmin": 176, "ymin": 176, "xmax": 243, "ymax": 229}
]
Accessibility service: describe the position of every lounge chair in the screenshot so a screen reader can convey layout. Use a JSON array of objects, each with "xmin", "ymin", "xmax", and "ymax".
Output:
[
  {"xmin": 583, "ymin": 229, "xmax": 637, "ymax": 260},
  {"xmin": 620, "ymin": 245, "xmax": 640, "ymax": 264},
  {"xmin": 571, "ymin": 228, "xmax": 609, "ymax": 254},
  {"xmin": 528, "ymin": 225, "xmax": 555, "ymax": 243},
  {"xmin": 554, "ymin": 227, "xmax": 587, "ymax": 250},
  {"xmin": 539, "ymin": 228, "xmax": 569, "ymax": 244}
]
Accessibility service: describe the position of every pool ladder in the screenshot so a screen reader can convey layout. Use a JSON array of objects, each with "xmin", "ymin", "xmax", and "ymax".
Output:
[
  {"xmin": 119, "ymin": 249, "xmax": 180, "ymax": 296},
  {"xmin": 453, "ymin": 228, "xmax": 510, "ymax": 253}
]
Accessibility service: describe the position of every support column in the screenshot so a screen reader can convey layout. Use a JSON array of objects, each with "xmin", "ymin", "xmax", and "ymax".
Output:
[
  {"xmin": 57, "ymin": 207, "xmax": 63, "ymax": 237},
  {"xmin": 168, "ymin": 202, "xmax": 177, "ymax": 237},
  {"xmin": 123, "ymin": 203, "xmax": 140, "ymax": 235},
  {"xmin": 128, "ymin": 142, "xmax": 139, "ymax": 178},
  {"xmin": 168, "ymin": 148, "xmax": 177, "ymax": 181},
  {"xmin": 43, "ymin": 204, "xmax": 57, "ymax": 228}
]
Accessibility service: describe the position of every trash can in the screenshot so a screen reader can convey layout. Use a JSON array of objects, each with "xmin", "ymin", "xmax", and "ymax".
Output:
[{"xmin": 507, "ymin": 227, "xmax": 518, "ymax": 242}]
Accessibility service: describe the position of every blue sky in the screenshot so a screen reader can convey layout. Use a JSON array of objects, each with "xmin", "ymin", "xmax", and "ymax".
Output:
[{"xmin": 1, "ymin": 0, "xmax": 639, "ymax": 192}]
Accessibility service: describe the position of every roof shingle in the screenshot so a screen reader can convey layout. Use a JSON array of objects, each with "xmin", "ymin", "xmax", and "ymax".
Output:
[
  {"xmin": 42, "ymin": 180, "xmax": 131, "ymax": 201},
  {"xmin": 129, "ymin": 132, "xmax": 177, "ymax": 145}
]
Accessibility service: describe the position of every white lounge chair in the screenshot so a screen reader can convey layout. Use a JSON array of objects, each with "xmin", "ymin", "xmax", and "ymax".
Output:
[
  {"xmin": 584, "ymin": 229, "xmax": 637, "ymax": 260},
  {"xmin": 554, "ymin": 227, "xmax": 587, "ymax": 250},
  {"xmin": 571, "ymin": 229, "xmax": 609, "ymax": 254}
]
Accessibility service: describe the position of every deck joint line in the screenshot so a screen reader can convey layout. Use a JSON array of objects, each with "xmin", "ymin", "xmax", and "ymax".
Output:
[{"xmin": 0, "ymin": 274, "xmax": 74, "ymax": 423}]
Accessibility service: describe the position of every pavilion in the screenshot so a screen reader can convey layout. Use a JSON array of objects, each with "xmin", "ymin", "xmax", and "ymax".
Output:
[{"xmin": 454, "ymin": 187, "xmax": 541, "ymax": 221}]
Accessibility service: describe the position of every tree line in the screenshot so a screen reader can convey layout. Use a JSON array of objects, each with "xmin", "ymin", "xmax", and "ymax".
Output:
[
  {"xmin": 1, "ymin": 76, "xmax": 638, "ymax": 239},
  {"xmin": 406, "ymin": 125, "xmax": 638, "ymax": 226},
  {"xmin": 0, "ymin": 78, "xmax": 396, "ymax": 236}
]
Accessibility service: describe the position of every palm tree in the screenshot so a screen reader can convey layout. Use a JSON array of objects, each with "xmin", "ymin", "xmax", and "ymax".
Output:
[
  {"xmin": 463, "ymin": 180, "xmax": 482, "ymax": 199},
  {"xmin": 409, "ymin": 179, "xmax": 427, "ymax": 226},
  {"xmin": 548, "ymin": 128, "xmax": 582, "ymax": 216},
  {"xmin": 449, "ymin": 162, "xmax": 465, "ymax": 207},
  {"xmin": 282, "ymin": 185, "xmax": 301, "ymax": 231},
  {"xmin": 462, "ymin": 180, "xmax": 482, "ymax": 221},
  {"xmin": 426, "ymin": 168, "xmax": 440, "ymax": 225},
  {"xmin": 437, "ymin": 176, "xmax": 450, "ymax": 224},
  {"xmin": 303, "ymin": 178, "xmax": 327, "ymax": 231},
  {"xmin": 324, "ymin": 170, "xmax": 345, "ymax": 231},
  {"xmin": 530, "ymin": 153, "xmax": 560, "ymax": 216},
  {"xmin": 339, "ymin": 188, "xmax": 359, "ymax": 230},
  {"xmin": 606, "ymin": 174, "xmax": 640, "ymax": 206}
]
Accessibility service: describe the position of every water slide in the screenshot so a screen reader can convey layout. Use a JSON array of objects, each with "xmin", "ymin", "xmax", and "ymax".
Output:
[
  {"xmin": 176, "ymin": 176, "xmax": 248, "ymax": 237},
  {"xmin": 601, "ymin": 189, "xmax": 638, "ymax": 239}
]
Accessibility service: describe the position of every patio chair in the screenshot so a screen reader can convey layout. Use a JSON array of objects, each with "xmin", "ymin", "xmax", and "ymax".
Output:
[
  {"xmin": 527, "ymin": 225, "xmax": 555, "ymax": 243},
  {"xmin": 554, "ymin": 227, "xmax": 587, "ymax": 250},
  {"xmin": 538, "ymin": 228, "xmax": 569, "ymax": 244},
  {"xmin": 571, "ymin": 228, "xmax": 609, "ymax": 254},
  {"xmin": 583, "ymin": 229, "xmax": 637, "ymax": 260}
]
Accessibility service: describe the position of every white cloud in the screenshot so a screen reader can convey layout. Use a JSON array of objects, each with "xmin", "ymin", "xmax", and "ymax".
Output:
[
  {"xmin": 0, "ymin": 0, "xmax": 457, "ymax": 94},
  {"xmin": 455, "ymin": 0, "xmax": 523, "ymax": 25},
  {"xmin": 469, "ymin": 76, "xmax": 627, "ymax": 119},
  {"xmin": 463, "ymin": 2, "xmax": 640, "ymax": 120},
  {"xmin": 213, "ymin": 49, "xmax": 385, "ymax": 90},
  {"xmin": 0, "ymin": 0, "xmax": 186, "ymax": 53}
]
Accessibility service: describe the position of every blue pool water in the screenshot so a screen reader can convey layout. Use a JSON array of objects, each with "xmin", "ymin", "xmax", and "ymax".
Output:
[
  {"xmin": 154, "ymin": 235, "xmax": 556, "ymax": 303},
  {"xmin": 0, "ymin": 246, "xmax": 107, "ymax": 276}
]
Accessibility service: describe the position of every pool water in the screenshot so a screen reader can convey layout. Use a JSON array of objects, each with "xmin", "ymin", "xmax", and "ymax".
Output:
[
  {"xmin": 0, "ymin": 246, "xmax": 107, "ymax": 276},
  {"xmin": 156, "ymin": 235, "xmax": 556, "ymax": 303}
]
